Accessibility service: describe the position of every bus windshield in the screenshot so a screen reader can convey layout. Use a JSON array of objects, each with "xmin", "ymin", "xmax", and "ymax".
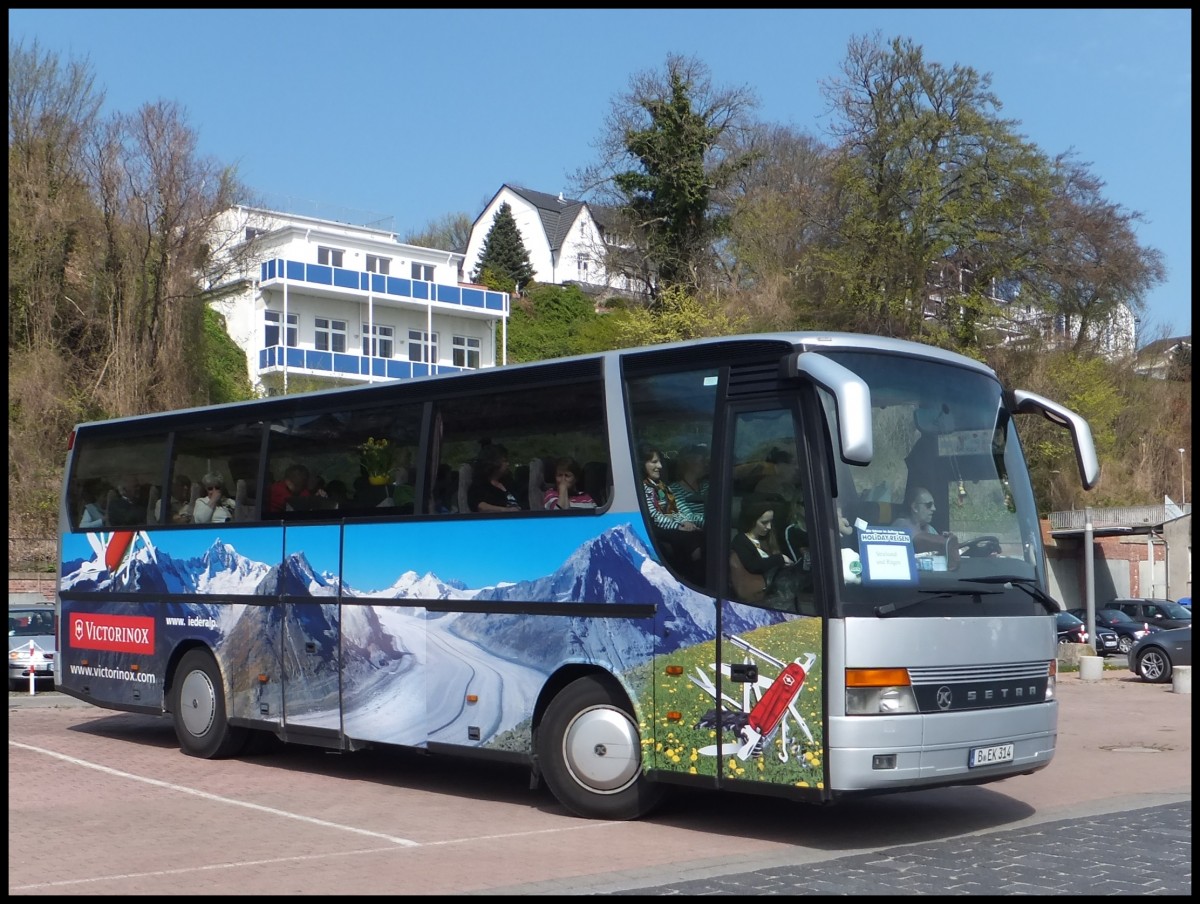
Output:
[{"xmin": 818, "ymin": 350, "xmax": 1045, "ymax": 617}]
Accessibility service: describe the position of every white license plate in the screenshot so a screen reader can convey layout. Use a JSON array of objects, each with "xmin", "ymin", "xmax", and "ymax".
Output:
[{"xmin": 969, "ymin": 743, "xmax": 1014, "ymax": 767}]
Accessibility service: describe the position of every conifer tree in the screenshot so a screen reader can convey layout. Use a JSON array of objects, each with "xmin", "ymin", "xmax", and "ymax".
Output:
[{"xmin": 471, "ymin": 202, "xmax": 536, "ymax": 291}]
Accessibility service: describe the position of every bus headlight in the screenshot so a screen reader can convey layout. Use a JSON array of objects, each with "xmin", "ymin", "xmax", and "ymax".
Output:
[{"xmin": 845, "ymin": 668, "xmax": 918, "ymax": 715}]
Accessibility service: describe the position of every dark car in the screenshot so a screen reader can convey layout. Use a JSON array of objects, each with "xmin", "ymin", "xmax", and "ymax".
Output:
[
  {"xmin": 1127, "ymin": 626, "xmax": 1192, "ymax": 683},
  {"xmin": 1054, "ymin": 611, "xmax": 1119, "ymax": 655},
  {"xmin": 1107, "ymin": 598, "xmax": 1192, "ymax": 631},
  {"xmin": 1067, "ymin": 607, "xmax": 1157, "ymax": 655}
]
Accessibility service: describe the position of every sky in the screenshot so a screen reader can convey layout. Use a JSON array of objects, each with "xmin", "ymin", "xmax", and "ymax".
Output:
[{"xmin": 9, "ymin": 8, "xmax": 1191, "ymax": 342}]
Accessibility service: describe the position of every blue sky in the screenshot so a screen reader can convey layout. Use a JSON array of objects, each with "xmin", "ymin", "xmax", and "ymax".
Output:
[{"xmin": 10, "ymin": 8, "xmax": 1191, "ymax": 341}]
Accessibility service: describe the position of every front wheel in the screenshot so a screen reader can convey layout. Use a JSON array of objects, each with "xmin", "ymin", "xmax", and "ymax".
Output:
[
  {"xmin": 1117, "ymin": 635, "xmax": 1134, "ymax": 655},
  {"xmin": 170, "ymin": 649, "xmax": 248, "ymax": 758},
  {"xmin": 536, "ymin": 675, "xmax": 665, "ymax": 820},
  {"xmin": 1135, "ymin": 646, "xmax": 1172, "ymax": 684}
]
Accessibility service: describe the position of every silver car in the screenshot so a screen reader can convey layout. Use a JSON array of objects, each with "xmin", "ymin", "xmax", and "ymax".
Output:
[{"xmin": 8, "ymin": 602, "xmax": 57, "ymax": 690}]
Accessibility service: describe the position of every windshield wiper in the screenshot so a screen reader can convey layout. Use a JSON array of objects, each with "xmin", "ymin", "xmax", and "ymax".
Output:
[
  {"xmin": 961, "ymin": 575, "xmax": 1059, "ymax": 614},
  {"xmin": 875, "ymin": 587, "xmax": 998, "ymax": 617}
]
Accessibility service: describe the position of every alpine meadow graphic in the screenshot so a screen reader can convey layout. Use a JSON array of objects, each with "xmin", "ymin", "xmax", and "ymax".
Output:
[{"xmin": 60, "ymin": 517, "xmax": 824, "ymax": 786}]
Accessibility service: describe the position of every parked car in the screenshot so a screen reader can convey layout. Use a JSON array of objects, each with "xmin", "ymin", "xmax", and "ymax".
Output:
[
  {"xmin": 8, "ymin": 600, "xmax": 57, "ymax": 690},
  {"xmin": 1128, "ymin": 626, "xmax": 1192, "ymax": 683},
  {"xmin": 1107, "ymin": 598, "xmax": 1192, "ymax": 630},
  {"xmin": 1067, "ymin": 607, "xmax": 1157, "ymax": 655},
  {"xmin": 1091, "ymin": 623, "xmax": 1121, "ymax": 657}
]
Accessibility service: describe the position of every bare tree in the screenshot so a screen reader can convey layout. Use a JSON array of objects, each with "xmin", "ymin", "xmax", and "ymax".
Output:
[{"xmin": 1015, "ymin": 152, "xmax": 1166, "ymax": 354}]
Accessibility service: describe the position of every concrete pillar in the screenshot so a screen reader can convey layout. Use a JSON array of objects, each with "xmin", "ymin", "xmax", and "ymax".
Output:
[
  {"xmin": 1172, "ymin": 665, "xmax": 1191, "ymax": 694},
  {"xmin": 1078, "ymin": 655, "xmax": 1103, "ymax": 681}
]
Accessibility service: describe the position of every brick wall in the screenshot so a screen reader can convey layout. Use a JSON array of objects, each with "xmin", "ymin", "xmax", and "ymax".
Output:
[{"xmin": 8, "ymin": 573, "xmax": 56, "ymax": 601}]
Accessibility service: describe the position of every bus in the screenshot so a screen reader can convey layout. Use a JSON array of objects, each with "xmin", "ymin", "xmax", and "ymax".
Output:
[{"xmin": 56, "ymin": 332, "xmax": 1098, "ymax": 820}]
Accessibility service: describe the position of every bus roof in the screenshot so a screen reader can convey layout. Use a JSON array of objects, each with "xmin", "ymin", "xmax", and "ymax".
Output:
[{"xmin": 69, "ymin": 331, "xmax": 995, "ymax": 432}]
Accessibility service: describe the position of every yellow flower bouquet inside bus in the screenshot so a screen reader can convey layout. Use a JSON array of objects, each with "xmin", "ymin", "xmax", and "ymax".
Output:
[{"xmin": 358, "ymin": 437, "xmax": 396, "ymax": 485}]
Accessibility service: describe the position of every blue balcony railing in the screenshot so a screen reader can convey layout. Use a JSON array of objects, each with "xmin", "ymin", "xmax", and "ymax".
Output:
[
  {"xmin": 258, "ymin": 345, "xmax": 470, "ymax": 380},
  {"xmin": 259, "ymin": 258, "xmax": 508, "ymax": 315}
]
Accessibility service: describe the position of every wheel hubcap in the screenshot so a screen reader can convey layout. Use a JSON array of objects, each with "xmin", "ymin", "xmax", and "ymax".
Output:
[
  {"xmin": 179, "ymin": 669, "xmax": 217, "ymax": 737},
  {"xmin": 561, "ymin": 705, "xmax": 641, "ymax": 794}
]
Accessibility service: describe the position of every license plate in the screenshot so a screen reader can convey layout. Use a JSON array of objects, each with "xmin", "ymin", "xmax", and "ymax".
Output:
[{"xmin": 969, "ymin": 743, "xmax": 1014, "ymax": 767}]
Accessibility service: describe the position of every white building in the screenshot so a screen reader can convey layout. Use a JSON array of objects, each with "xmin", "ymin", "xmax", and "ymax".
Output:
[
  {"xmin": 463, "ymin": 185, "xmax": 637, "ymax": 295},
  {"xmin": 206, "ymin": 206, "xmax": 510, "ymax": 395}
]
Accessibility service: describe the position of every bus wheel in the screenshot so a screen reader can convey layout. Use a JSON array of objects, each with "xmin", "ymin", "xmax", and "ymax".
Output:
[
  {"xmin": 537, "ymin": 675, "xmax": 664, "ymax": 820},
  {"xmin": 170, "ymin": 649, "xmax": 248, "ymax": 759}
]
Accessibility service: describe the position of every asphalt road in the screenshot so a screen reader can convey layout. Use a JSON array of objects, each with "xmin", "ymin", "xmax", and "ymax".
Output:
[{"xmin": 8, "ymin": 668, "xmax": 1191, "ymax": 895}]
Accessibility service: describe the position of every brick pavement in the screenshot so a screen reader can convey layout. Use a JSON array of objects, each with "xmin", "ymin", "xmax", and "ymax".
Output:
[{"xmin": 603, "ymin": 802, "xmax": 1191, "ymax": 895}]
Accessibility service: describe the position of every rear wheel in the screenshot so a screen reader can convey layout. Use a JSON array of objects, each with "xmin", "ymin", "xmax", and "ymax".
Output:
[
  {"xmin": 1135, "ymin": 646, "xmax": 1172, "ymax": 684},
  {"xmin": 537, "ymin": 675, "xmax": 664, "ymax": 820},
  {"xmin": 170, "ymin": 649, "xmax": 248, "ymax": 758}
]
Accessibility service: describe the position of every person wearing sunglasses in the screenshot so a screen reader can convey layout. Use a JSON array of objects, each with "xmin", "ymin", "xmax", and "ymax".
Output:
[
  {"xmin": 893, "ymin": 485, "xmax": 958, "ymax": 563},
  {"xmin": 193, "ymin": 472, "xmax": 235, "ymax": 523}
]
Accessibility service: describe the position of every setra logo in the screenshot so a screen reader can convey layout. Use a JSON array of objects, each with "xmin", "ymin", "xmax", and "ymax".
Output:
[{"xmin": 69, "ymin": 613, "xmax": 155, "ymax": 654}]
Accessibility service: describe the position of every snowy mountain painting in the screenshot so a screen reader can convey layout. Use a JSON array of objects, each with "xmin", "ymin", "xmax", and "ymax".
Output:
[{"xmin": 59, "ymin": 517, "xmax": 799, "ymax": 758}]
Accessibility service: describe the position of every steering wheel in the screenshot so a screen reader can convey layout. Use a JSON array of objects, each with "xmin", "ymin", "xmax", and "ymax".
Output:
[{"xmin": 959, "ymin": 535, "xmax": 1002, "ymax": 558}]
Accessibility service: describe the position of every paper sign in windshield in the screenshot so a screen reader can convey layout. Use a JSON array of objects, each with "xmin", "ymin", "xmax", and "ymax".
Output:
[{"xmin": 857, "ymin": 527, "xmax": 918, "ymax": 584}]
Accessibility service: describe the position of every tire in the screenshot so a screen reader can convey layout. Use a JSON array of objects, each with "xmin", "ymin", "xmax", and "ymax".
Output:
[
  {"xmin": 536, "ymin": 675, "xmax": 665, "ymax": 820},
  {"xmin": 1135, "ymin": 646, "xmax": 1173, "ymax": 684},
  {"xmin": 170, "ymin": 649, "xmax": 248, "ymax": 758},
  {"xmin": 1117, "ymin": 636, "xmax": 1134, "ymax": 655}
]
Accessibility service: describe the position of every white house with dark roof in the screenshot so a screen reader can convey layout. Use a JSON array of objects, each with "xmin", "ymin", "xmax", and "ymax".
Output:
[{"xmin": 464, "ymin": 184, "xmax": 636, "ymax": 295}]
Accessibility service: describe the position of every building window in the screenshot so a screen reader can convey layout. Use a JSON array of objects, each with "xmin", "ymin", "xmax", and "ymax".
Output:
[
  {"xmin": 318, "ymin": 246, "xmax": 344, "ymax": 268},
  {"xmin": 363, "ymin": 323, "xmax": 394, "ymax": 358},
  {"xmin": 315, "ymin": 317, "xmax": 347, "ymax": 353},
  {"xmin": 265, "ymin": 310, "xmax": 297, "ymax": 347},
  {"xmin": 411, "ymin": 262, "xmax": 434, "ymax": 282},
  {"xmin": 366, "ymin": 255, "xmax": 391, "ymax": 275},
  {"xmin": 577, "ymin": 253, "xmax": 589, "ymax": 277},
  {"xmin": 408, "ymin": 329, "xmax": 438, "ymax": 364},
  {"xmin": 452, "ymin": 335, "xmax": 481, "ymax": 369}
]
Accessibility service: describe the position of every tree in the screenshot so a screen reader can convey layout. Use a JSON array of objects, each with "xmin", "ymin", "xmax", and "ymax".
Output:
[
  {"xmin": 403, "ymin": 211, "xmax": 473, "ymax": 253},
  {"xmin": 573, "ymin": 53, "xmax": 758, "ymax": 301},
  {"xmin": 8, "ymin": 39, "xmax": 248, "ymax": 544},
  {"xmin": 722, "ymin": 123, "xmax": 834, "ymax": 329},
  {"xmin": 470, "ymin": 202, "xmax": 535, "ymax": 292},
  {"xmin": 809, "ymin": 33, "xmax": 1054, "ymax": 346},
  {"xmin": 1013, "ymin": 152, "xmax": 1166, "ymax": 354},
  {"xmin": 507, "ymin": 283, "xmax": 601, "ymax": 363},
  {"xmin": 610, "ymin": 285, "xmax": 749, "ymax": 347}
]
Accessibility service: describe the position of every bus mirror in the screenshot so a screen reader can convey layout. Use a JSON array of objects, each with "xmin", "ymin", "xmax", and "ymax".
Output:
[
  {"xmin": 1011, "ymin": 389, "xmax": 1100, "ymax": 490},
  {"xmin": 783, "ymin": 352, "xmax": 873, "ymax": 465}
]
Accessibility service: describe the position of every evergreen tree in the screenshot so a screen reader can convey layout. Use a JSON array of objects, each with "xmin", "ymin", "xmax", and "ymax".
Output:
[{"xmin": 470, "ymin": 202, "xmax": 535, "ymax": 291}]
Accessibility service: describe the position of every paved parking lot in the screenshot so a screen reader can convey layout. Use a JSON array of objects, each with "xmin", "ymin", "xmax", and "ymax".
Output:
[{"xmin": 9, "ymin": 669, "xmax": 1191, "ymax": 895}]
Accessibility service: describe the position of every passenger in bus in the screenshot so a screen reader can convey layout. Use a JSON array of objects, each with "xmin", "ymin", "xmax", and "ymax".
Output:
[
  {"xmin": 730, "ymin": 498, "xmax": 794, "ymax": 586},
  {"xmin": 753, "ymin": 449, "xmax": 809, "ymax": 562},
  {"xmin": 640, "ymin": 445, "xmax": 705, "ymax": 581},
  {"xmin": 468, "ymin": 444, "xmax": 521, "ymax": 512},
  {"xmin": 731, "ymin": 497, "xmax": 814, "ymax": 609},
  {"xmin": 193, "ymin": 473, "xmax": 235, "ymax": 523},
  {"xmin": 667, "ymin": 444, "xmax": 709, "ymax": 524},
  {"xmin": 107, "ymin": 476, "xmax": 145, "ymax": 526},
  {"xmin": 324, "ymin": 479, "xmax": 349, "ymax": 508},
  {"xmin": 641, "ymin": 446, "xmax": 703, "ymax": 534},
  {"xmin": 157, "ymin": 473, "xmax": 193, "ymax": 523},
  {"xmin": 78, "ymin": 479, "xmax": 108, "ymax": 529},
  {"xmin": 543, "ymin": 457, "xmax": 597, "ymax": 510},
  {"xmin": 266, "ymin": 464, "xmax": 326, "ymax": 513},
  {"xmin": 892, "ymin": 486, "xmax": 959, "ymax": 561}
]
